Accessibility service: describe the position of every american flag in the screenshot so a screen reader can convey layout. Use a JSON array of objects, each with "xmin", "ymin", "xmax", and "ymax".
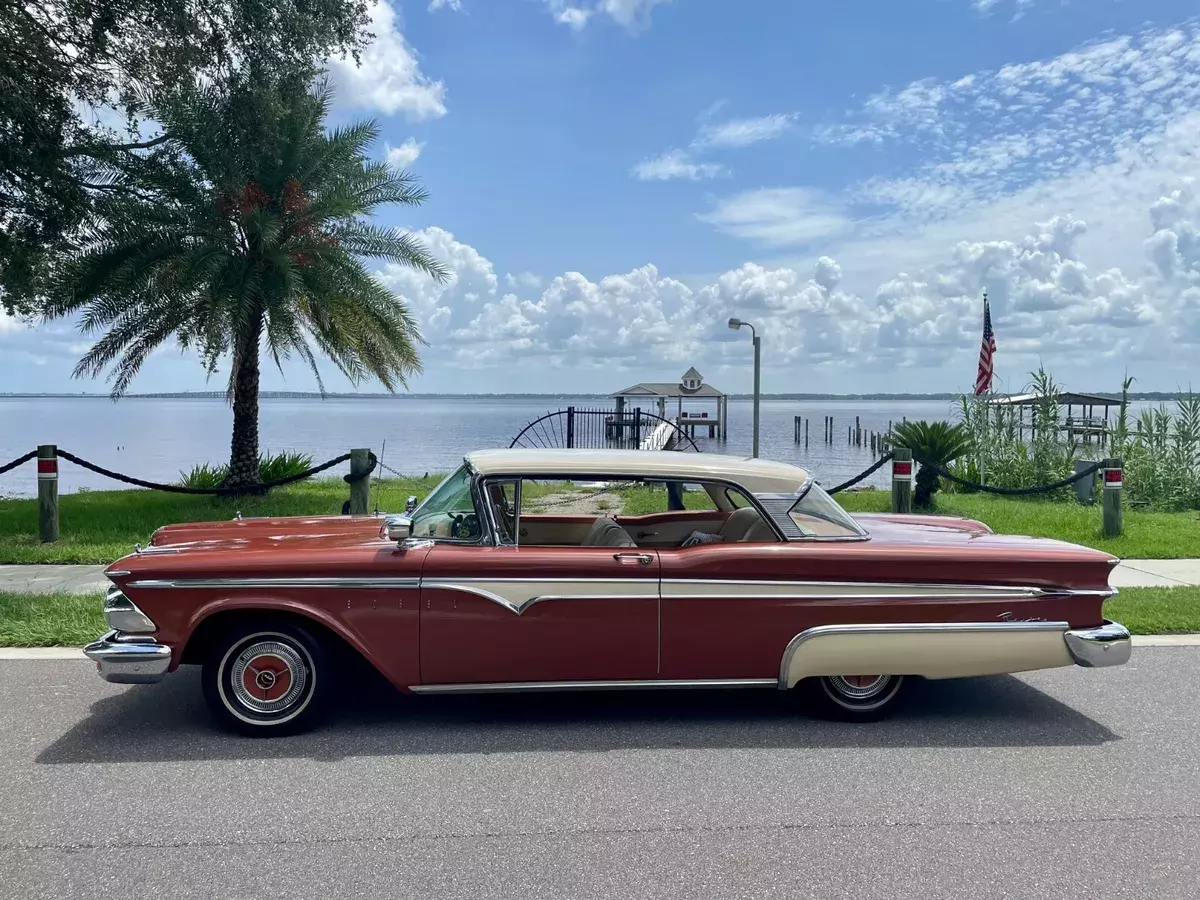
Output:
[{"xmin": 974, "ymin": 291, "xmax": 996, "ymax": 395}]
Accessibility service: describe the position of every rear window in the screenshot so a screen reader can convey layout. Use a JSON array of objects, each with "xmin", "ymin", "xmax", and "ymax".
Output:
[{"xmin": 788, "ymin": 482, "xmax": 866, "ymax": 539}]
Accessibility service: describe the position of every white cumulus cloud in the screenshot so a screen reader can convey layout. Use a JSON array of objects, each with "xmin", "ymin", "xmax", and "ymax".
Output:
[
  {"xmin": 327, "ymin": 1, "xmax": 447, "ymax": 120},
  {"xmin": 385, "ymin": 138, "xmax": 425, "ymax": 168}
]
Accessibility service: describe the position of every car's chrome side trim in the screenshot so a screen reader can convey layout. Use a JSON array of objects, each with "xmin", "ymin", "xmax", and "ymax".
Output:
[
  {"xmin": 408, "ymin": 678, "xmax": 778, "ymax": 694},
  {"xmin": 662, "ymin": 579, "xmax": 1114, "ymax": 600},
  {"xmin": 777, "ymin": 620, "xmax": 1071, "ymax": 688},
  {"xmin": 127, "ymin": 577, "xmax": 422, "ymax": 589},
  {"xmin": 422, "ymin": 581, "xmax": 659, "ymax": 616},
  {"xmin": 123, "ymin": 575, "xmax": 1112, "ymax": 604}
]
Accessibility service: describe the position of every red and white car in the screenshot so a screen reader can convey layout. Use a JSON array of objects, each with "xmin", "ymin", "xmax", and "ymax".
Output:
[{"xmin": 86, "ymin": 449, "xmax": 1130, "ymax": 736}]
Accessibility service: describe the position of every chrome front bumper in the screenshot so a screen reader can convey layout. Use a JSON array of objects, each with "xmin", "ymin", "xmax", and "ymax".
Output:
[
  {"xmin": 1064, "ymin": 620, "xmax": 1132, "ymax": 668},
  {"xmin": 83, "ymin": 631, "xmax": 173, "ymax": 684}
]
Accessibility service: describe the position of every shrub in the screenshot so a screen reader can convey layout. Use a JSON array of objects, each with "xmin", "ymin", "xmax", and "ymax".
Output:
[
  {"xmin": 890, "ymin": 420, "xmax": 973, "ymax": 508},
  {"xmin": 258, "ymin": 450, "xmax": 315, "ymax": 484},
  {"xmin": 178, "ymin": 451, "xmax": 315, "ymax": 489}
]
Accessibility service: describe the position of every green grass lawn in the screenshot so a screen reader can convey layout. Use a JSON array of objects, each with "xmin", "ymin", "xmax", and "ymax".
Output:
[
  {"xmin": 0, "ymin": 592, "xmax": 106, "ymax": 646},
  {"xmin": 837, "ymin": 489, "xmax": 1200, "ymax": 559},
  {"xmin": 0, "ymin": 475, "xmax": 442, "ymax": 564},
  {"xmin": 3, "ymin": 586, "xmax": 1197, "ymax": 647}
]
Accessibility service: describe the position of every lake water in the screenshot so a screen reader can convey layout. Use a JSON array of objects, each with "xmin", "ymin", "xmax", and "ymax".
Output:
[{"xmin": 0, "ymin": 395, "xmax": 1115, "ymax": 498}]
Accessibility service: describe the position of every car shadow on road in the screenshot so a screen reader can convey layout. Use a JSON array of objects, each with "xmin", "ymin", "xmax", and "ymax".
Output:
[{"xmin": 37, "ymin": 667, "xmax": 1117, "ymax": 765}]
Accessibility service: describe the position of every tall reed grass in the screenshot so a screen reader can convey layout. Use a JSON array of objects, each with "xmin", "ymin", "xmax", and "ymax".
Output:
[{"xmin": 949, "ymin": 368, "xmax": 1200, "ymax": 511}]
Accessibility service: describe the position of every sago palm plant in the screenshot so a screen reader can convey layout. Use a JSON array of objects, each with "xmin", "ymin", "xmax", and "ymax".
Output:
[
  {"xmin": 47, "ymin": 74, "xmax": 446, "ymax": 487},
  {"xmin": 890, "ymin": 420, "xmax": 974, "ymax": 508}
]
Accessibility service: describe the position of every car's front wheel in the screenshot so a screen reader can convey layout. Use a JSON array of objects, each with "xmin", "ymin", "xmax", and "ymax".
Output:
[
  {"xmin": 202, "ymin": 621, "xmax": 331, "ymax": 737},
  {"xmin": 803, "ymin": 674, "xmax": 906, "ymax": 722}
]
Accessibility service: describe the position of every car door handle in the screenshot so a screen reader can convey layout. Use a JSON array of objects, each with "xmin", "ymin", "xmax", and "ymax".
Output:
[{"xmin": 614, "ymin": 553, "xmax": 654, "ymax": 566}]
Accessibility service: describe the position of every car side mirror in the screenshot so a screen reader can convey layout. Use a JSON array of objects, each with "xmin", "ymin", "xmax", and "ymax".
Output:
[
  {"xmin": 405, "ymin": 495, "xmax": 418, "ymax": 514},
  {"xmin": 386, "ymin": 515, "xmax": 413, "ymax": 543}
]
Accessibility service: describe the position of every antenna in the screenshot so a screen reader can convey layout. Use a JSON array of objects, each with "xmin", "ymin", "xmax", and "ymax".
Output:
[{"xmin": 373, "ymin": 439, "xmax": 386, "ymax": 514}]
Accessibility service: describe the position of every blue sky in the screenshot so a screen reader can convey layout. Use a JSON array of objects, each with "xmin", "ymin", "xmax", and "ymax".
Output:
[{"xmin": 3, "ymin": 0, "xmax": 1199, "ymax": 395}]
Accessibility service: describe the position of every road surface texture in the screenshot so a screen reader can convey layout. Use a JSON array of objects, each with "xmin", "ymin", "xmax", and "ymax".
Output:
[{"xmin": 1, "ymin": 651, "xmax": 1196, "ymax": 899}]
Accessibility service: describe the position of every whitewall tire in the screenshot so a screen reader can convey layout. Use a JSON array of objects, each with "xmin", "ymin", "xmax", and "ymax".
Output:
[{"xmin": 202, "ymin": 622, "xmax": 331, "ymax": 736}]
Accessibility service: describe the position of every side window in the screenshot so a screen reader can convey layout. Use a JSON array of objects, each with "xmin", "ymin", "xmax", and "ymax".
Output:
[
  {"xmin": 482, "ymin": 479, "xmax": 520, "ymax": 544},
  {"xmin": 616, "ymin": 481, "xmax": 719, "ymax": 515}
]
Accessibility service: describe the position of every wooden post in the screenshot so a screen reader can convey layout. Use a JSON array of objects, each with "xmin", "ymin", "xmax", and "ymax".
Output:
[
  {"xmin": 348, "ymin": 448, "xmax": 372, "ymax": 515},
  {"xmin": 566, "ymin": 406, "xmax": 576, "ymax": 449},
  {"xmin": 804, "ymin": 418, "xmax": 809, "ymax": 449},
  {"xmin": 892, "ymin": 447, "xmax": 913, "ymax": 514},
  {"xmin": 37, "ymin": 444, "xmax": 59, "ymax": 543},
  {"xmin": 855, "ymin": 416, "xmax": 861, "ymax": 447},
  {"xmin": 1102, "ymin": 457, "xmax": 1123, "ymax": 538}
]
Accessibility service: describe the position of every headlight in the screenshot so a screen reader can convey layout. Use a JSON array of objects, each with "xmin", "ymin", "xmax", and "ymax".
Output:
[{"xmin": 103, "ymin": 586, "xmax": 157, "ymax": 634}]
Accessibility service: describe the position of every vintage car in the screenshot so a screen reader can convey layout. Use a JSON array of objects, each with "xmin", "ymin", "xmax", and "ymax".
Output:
[{"xmin": 85, "ymin": 448, "xmax": 1131, "ymax": 735}]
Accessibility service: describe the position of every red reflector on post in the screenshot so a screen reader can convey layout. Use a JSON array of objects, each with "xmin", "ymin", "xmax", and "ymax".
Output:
[
  {"xmin": 37, "ymin": 459, "xmax": 57, "ymax": 474},
  {"xmin": 893, "ymin": 461, "xmax": 912, "ymax": 478},
  {"xmin": 1104, "ymin": 468, "xmax": 1122, "ymax": 483}
]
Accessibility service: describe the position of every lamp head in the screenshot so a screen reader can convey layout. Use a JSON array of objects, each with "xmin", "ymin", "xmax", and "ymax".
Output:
[{"xmin": 727, "ymin": 317, "xmax": 743, "ymax": 330}]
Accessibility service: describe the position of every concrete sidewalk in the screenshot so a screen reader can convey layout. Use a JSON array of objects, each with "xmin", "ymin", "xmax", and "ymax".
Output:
[{"xmin": 3, "ymin": 559, "xmax": 1200, "ymax": 594}]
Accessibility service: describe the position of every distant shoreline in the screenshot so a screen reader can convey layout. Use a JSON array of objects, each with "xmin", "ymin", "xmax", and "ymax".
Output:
[{"xmin": 1, "ymin": 391, "xmax": 1191, "ymax": 402}]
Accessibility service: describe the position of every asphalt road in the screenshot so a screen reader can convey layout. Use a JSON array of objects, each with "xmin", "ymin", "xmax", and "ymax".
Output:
[{"xmin": 1, "ymin": 651, "xmax": 1196, "ymax": 899}]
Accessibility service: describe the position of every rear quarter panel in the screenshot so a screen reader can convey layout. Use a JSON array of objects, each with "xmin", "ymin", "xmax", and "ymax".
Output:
[{"xmin": 657, "ymin": 540, "xmax": 1114, "ymax": 680}]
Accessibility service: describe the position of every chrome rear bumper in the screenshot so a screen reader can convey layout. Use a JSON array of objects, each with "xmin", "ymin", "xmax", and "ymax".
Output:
[
  {"xmin": 83, "ymin": 631, "xmax": 172, "ymax": 684},
  {"xmin": 1064, "ymin": 620, "xmax": 1131, "ymax": 668}
]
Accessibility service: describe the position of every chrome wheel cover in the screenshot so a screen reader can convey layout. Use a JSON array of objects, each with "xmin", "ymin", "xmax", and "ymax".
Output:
[
  {"xmin": 228, "ymin": 639, "xmax": 309, "ymax": 715},
  {"xmin": 825, "ymin": 674, "xmax": 892, "ymax": 703}
]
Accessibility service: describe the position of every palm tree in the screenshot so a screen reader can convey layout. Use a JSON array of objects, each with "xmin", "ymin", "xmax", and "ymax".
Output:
[
  {"xmin": 890, "ymin": 420, "xmax": 974, "ymax": 509},
  {"xmin": 47, "ymin": 74, "xmax": 446, "ymax": 487}
]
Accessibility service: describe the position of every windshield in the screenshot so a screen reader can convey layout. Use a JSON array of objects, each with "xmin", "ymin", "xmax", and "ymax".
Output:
[
  {"xmin": 788, "ymin": 481, "xmax": 867, "ymax": 539},
  {"xmin": 409, "ymin": 464, "xmax": 482, "ymax": 540}
]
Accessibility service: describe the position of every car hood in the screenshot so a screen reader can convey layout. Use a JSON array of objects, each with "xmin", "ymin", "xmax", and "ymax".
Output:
[{"xmin": 103, "ymin": 515, "xmax": 393, "ymax": 579}]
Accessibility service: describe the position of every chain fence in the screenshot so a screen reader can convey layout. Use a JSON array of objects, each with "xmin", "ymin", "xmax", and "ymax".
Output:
[
  {"xmin": 0, "ymin": 448, "xmax": 376, "ymax": 495},
  {"xmin": 911, "ymin": 456, "xmax": 1104, "ymax": 496},
  {"xmin": 821, "ymin": 451, "xmax": 1106, "ymax": 498}
]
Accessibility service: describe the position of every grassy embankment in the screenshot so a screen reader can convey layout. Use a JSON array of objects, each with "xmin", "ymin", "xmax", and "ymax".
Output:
[{"xmin": 2, "ymin": 587, "xmax": 1197, "ymax": 646}]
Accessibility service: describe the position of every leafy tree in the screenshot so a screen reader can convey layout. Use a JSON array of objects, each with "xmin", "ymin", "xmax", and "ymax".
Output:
[
  {"xmin": 46, "ymin": 76, "xmax": 446, "ymax": 488},
  {"xmin": 1, "ymin": 0, "xmax": 370, "ymax": 314},
  {"xmin": 890, "ymin": 420, "xmax": 974, "ymax": 508}
]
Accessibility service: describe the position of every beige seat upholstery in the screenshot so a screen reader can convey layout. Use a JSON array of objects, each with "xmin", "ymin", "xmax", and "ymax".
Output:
[
  {"xmin": 717, "ymin": 507, "xmax": 779, "ymax": 543},
  {"xmin": 581, "ymin": 516, "xmax": 636, "ymax": 548}
]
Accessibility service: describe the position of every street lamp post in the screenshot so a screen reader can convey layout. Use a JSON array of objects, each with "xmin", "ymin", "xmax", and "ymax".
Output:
[{"xmin": 728, "ymin": 318, "xmax": 761, "ymax": 458}]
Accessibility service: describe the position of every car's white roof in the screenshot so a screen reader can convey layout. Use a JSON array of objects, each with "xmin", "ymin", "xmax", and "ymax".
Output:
[{"xmin": 464, "ymin": 449, "xmax": 809, "ymax": 495}]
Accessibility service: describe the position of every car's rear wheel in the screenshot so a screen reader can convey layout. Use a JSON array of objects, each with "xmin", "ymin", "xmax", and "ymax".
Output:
[
  {"xmin": 202, "ymin": 621, "xmax": 331, "ymax": 737},
  {"xmin": 804, "ymin": 674, "xmax": 906, "ymax": 722}
]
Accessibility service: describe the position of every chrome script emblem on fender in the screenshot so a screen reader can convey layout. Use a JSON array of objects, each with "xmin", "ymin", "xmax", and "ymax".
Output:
[{"xmin": 998, "ymin": 611, "xmax": 1048, "ymax": 622}]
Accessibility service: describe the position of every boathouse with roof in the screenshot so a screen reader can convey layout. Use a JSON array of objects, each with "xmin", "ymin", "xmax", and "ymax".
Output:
[{"xmin": 612, "ymin": 367, "xmax": 728, "ymax": 439}]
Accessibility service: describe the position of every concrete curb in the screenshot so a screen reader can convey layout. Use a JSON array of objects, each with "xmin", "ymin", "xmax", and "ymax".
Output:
[{"xmin": 4, "ymin": 633, "xmax": 1200, "ymax": 660}]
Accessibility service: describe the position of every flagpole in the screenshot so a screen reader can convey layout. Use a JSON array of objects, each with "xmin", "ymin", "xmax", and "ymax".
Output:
[{"xmin": 980, "ymin": 290, "xmax": 988, "ymax": 487}]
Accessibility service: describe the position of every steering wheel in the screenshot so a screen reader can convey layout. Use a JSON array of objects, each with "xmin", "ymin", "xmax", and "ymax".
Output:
[{"xmin": 451, "ymin": 513, "xmax": 481, "ymax": 539}]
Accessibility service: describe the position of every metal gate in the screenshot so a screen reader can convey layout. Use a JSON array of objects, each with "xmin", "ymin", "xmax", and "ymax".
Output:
[{"xmin": 509, "ymin": 407, "xmax": 699, "ymax": 452}]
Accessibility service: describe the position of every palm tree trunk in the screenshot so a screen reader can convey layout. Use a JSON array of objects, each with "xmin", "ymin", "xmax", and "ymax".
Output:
[{"xmin": 225, "ymin": 325, "xmax": 263, "ymax": 488}]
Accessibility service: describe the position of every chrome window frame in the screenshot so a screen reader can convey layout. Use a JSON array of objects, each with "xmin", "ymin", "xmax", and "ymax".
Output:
[
  {"xmin": 478, "ymin": 476, "xmax": 523, "ymax": 546},
  {"xmin": 404, "ymin": 459, "xmax": 491, "ymax": 546}
]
